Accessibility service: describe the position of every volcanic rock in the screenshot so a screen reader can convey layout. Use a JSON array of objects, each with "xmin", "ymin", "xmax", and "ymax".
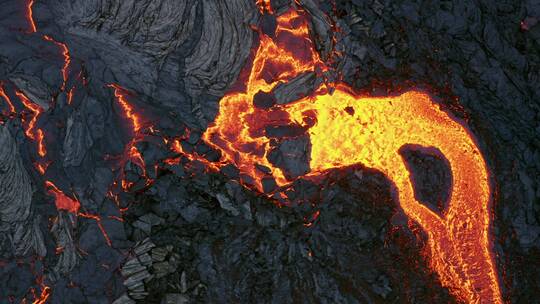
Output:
[
  {"xmin": 267, "ymin": 135, "xmax": 311, "ymax": 179},
  {"xmin": 273, "ymin": 72, "xmax": 320, "ymax": 105}
]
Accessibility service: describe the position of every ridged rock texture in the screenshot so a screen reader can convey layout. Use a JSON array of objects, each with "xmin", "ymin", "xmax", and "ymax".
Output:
[{"xmin": 0, "ymin": 125, "xmax": 45, "ymax": 258}]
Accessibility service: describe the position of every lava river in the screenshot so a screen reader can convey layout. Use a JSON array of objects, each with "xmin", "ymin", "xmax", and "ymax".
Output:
[{"xmin": 203, "ymin": 4, "xmax": 502, "ymax": 304}]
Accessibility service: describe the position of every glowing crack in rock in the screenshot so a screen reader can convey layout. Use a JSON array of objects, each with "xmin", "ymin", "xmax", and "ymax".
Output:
[
  {"xmin": 44, "ymin": 181, "xmax": 80, "ymax": 213},
  {"xmin": 36, "ymin": 129, "xmax": 46, "ymax": 157},
  {"xmin": 107, "ymin": 84, "xmax": 154, "ymax": 191},
  {"xmin": 0, "ymin": 84, "xmax": 16, "ymax": 115},
  {"xmin": 26, "ymin": 0, "xmax": 37, "ymax": 33},
  {"xmin": 31, "ymin": 285, "xmax": 51, "ymax": 304},
  {"xmin": 43, "ymin": 35, "xmax": 72, "ymax": 91},
  {"xmin": 14, "ymin": 90, "xmax": 51, "ymax": 174},
  {"xmin": 16, "ymin": 90, "xmax": 43, "ymax": 141},
  {"xmin": 27, "ymin": 1, "xmax": 73, "ymax": 94},
  {"xmin": 78, "ymin": 212, "xmax": 112, "ymax": 247},
  {"xmin": 203, "ymin": 5, "xmax": 502, "ymax": 303},
  {"xmin": 45, "ymin": 181, "xmax": 113, "ymax": 246},
  {"xmin": 108, "ymin": 84, "xmax": 142, "ymax": 133}
]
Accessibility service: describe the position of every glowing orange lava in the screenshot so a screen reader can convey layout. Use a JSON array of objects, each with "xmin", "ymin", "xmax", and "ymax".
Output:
[
  {"xmin": 256, "ymin": 0, "xmax": 273, "ymax": 14},
  {"xmin": 203, "ymin": 5, "xmax": 502, "ymax": 303},
  {"xmin": 31, "ymin": 286, "xmax": 50, "ymax": 304},
  {"xmin": 27, "ymin": 3, "xmax": 73, "ymax": 94},
  {"xmin": 35, "ymin": 162, "xmax": 49, "ymax": 175},
  {"xmin": 16, "ymin": 91, "xmax": 43, "ymax": 140},
  {"xmin": 43, "ymin": 35, "xmax": 71, "ymax": 91},
  {"xmin": 78, "ymin": 212, "xmax": 112, "ymax": 246},
  {"xmin": 0, "ymin": 84, "xmax": 16, "ymax": 114},
  {"xmin": 203, "ymin": 8, "xmax": 326, "ymax": 189},
  {"xmin": 108, "ymin": 84, "xmax": 141, "ymax": 132},
  {"xmin": 45, "ymin": 181, "xmax": 113, "ymax": 246},
  {"xmin": 67, "ymin": 87, "xmax": 74, "ymax": 104},
  {"xmin": 107, "ymin": 84, "xmax": 153, "ymax": 191},
  {"xmin": 26, "ymin": 0, "xmax": 37, "ymax": 33},
  {"xmin": 15, "ymin": 90, "xmax": 50, "ymax": 174},
  {"xmin": 45, "ymin": 181, "xmax": 80, "ymax": 213},
  {"xmin": 36, "ymin": 129, "xmax": 46, "ymax": 157}
]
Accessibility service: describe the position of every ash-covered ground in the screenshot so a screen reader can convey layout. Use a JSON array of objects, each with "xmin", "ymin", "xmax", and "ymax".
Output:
[{"xmin": 0, "ymin": 0, "xmax": 539, "ymax": 303}]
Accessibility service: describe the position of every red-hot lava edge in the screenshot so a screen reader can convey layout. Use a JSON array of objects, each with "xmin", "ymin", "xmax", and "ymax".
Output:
[{"xmin": 0, "ymin": 1, "xmax": 503, "ymax": 303}]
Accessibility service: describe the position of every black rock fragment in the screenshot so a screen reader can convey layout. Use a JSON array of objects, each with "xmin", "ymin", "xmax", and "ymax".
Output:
[{"xmin": 253, "ymin": 90, "xmax": 277, "ymax": 109}]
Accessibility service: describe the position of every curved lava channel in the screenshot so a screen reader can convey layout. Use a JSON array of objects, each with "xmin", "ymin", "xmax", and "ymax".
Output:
[{"xmin": 203, "ymin": 5, "xmax": 502, "ymax": 304}]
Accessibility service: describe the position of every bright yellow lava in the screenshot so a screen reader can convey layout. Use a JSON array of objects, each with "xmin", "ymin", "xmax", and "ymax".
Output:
[
  {"xmin": 203, "ymin": 6, "xmax": 502, "ymax": 303},
  {"xmin": 287, "ymin": 88, "xmax": 501, "ymax": 303}
]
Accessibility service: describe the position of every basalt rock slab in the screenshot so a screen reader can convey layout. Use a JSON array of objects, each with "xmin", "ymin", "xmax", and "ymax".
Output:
[{"xmin": 0, "ymin": 125, "xmax": 45, "ymax": 258}]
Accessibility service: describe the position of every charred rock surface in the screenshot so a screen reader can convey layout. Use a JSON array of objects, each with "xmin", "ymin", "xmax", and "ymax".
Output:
[{"xmin": 0, "ymin": 0, "xmax": 538, "ymax": 303}]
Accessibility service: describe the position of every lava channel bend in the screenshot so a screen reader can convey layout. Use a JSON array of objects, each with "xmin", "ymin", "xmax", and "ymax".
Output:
[{"xmin": 203, "ymin": 4, "xmax": 502, "ymax": 303}]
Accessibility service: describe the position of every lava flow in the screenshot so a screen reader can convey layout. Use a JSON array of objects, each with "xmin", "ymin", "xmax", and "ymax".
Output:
[{"xmin": 203, "ymin": 4, "xmax": 502, "ymax": 303}]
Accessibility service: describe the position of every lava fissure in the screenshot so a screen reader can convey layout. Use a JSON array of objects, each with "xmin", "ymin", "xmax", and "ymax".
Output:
[
  {"xmin": 78, "ymin": 212, "xmax": 113, "ymax": 247},
  {"xmin": 26, "ymin": 0, "xmax": 37, "ymax": 33},
  {"xmin": 31, "ymin": 286, "xmax": 50, "ymax": 304},
  {"xmin": 16, "ymin": 90, "xmax": 43, "ymax": 141},
  {"xmin": 108, "ymin": 84, "xmax": 142, "ymax": 133},
  {"xmin": 42, "ymin": 35, "xmax": 72, "ymax": 92},
  {"xmin": 107, "ymin": 84, "xmax": 154, "ymax": 191},
  {"xmin": 0, "ymin": 84, "xmax": 16, "ymax": 115}
]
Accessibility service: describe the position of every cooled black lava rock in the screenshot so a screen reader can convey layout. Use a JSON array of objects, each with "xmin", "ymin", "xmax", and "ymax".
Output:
[
  {"xmin": 399, "ymin": 145, "xmax": 452, "ymax": 215},
  {"xmin": 253, "ymin": 90, "xmax": 277, "ymax": 109}
]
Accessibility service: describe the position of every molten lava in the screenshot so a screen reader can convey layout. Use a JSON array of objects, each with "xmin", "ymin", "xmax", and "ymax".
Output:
[
  {"xmin": 107, "ymin": 84, "xmax": 153, "ymax": 191},
  {"xmin": 256, "ymin": 0, "xmax": 273, "ymax": 14},
  {"xmin": 14, "ymin": 90, "xmax": 50, "ymax": 174},
  {"xmin": 42, "ymin": 35, "xmax": 71, "ymax": 91},
  {"xmin": 31, "ymin": 285, "xmax": 50, "ymax": 304},
  {"xmin": 36, "ymin": 129, "xmax": 46, "ymax": 157},
  {"xmin": 203, "ymin": 5, "xmax": 502, "ymax": 303},
  {"xmin": 203, "ymin": 8, "xmax": 327, "ymax": 189},
  {"xmin": 26, "ymin": 0, "xmax": 36, "ymax": 33},
  {"xmin": 66, "ymin": 87, "xmax": 74, "ymax": 104},
  {"xmin": 108, "ymin": 84, "xmax": 142, "ymax": 132},
  {"xmin": 78, "ymin": 212, "xmax": 112, "ymax": 247},
  {"xmin": 0, "ymin": 84, "xmax": 16, "ymax": 115},
  {"xmin": 45, "ymin": 181, "xmax": 114, "ymax": 246},
  {"xmin": 16, "ymin": 91, "xmax": 43, "ymax": 141},
  {"xmin": 45, "ymin": 181, "xmax": 80, "ymax": 213}
]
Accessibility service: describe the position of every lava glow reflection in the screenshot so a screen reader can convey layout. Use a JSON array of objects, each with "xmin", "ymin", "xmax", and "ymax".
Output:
[{"xmin": 203, "ymin": 5, "xmax": 502, "ymax": 304}]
